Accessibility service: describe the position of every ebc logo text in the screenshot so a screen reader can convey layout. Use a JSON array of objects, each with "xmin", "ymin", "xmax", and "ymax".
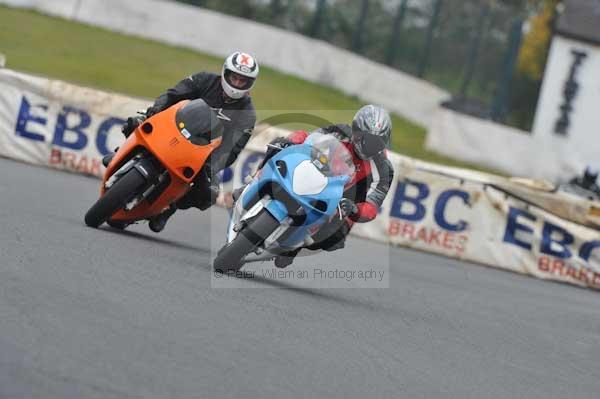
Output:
[
  {"xmin": 15, "ymin": 96, "xmax": 125, "ymax": 155},
  {"xmin": 387, "ymin": 180, "xmax": 470, "ymax": 254},
  {"xmin": 14, "ymin": 95, "xmax": 125, "ymax": 175},
  {"xmin": 503, "ymin": 206, "xmax": 600, "ymax": 263},
  {"xmin": 503, "ymin": 206, "xmax": 600, "ymax": 286}
]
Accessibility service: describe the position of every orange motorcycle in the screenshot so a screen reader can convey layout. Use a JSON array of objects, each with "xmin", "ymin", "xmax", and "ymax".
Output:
[{"xmin": 84, "ymin": 99, "xmax": 222, "ymax": 229}]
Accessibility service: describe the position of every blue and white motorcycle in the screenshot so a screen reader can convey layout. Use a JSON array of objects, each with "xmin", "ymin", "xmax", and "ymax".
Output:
[{"xmin": 214, "ymin": 133, "xmax": 356, "ymax": 271}]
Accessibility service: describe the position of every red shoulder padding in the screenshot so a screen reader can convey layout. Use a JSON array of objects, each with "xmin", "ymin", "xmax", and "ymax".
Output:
[
  {"xmin": 288, "ymin": 130, "xmax": 309, "ymax": 144},
  {"xmin": 350, "ymin": 202, "xmax": 378, "ymax": 223}
]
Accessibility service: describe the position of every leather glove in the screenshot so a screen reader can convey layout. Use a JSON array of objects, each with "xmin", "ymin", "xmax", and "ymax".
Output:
[
  {"xmin": 267, "ymin": 138, "xmax": 293, "ymax": 155},
  {"xmin": 121, "ymin": 116, "xmax": 144, "ymax": 138},
  {"xmin": 338, "ymin": 198, "xmax": 358, "ymax": 218},
  {"xmin": 258, "ymin": 138, "xmax": 294, "ymax": 170},
  {"xmin": 275, "ymin": 138, "xmax": 294, "ymax": 149},
  {"xmin": 145, "ymin": 106, "xmax": 160, "ymax": 117}
]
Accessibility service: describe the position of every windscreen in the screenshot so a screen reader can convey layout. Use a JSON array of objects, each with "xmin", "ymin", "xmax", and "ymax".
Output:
[
  {"xmin": 175, "ymin": 99, "xmax": 223, "ymax": 145},
  {"xmin": 306, "ymin": 133, "xmax": 355, "ymax": 178}
]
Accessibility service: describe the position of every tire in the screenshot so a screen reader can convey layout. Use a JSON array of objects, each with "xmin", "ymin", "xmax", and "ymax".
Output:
[
  {"xmin": 213, "ymin": 210, "xmax": 279, "ymax": 273},
  {"xmin": 106, "ymin": 219, "xmax": 129, "ymax": 230},
  {"xmin": 84, "ymin": 168, "xmax": 147, "ymax": 228}
]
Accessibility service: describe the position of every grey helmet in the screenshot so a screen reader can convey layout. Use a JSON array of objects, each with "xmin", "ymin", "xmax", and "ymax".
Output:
[{"xmin": 351, "ymin": 105, "xmax": 392, "ymax": 159}]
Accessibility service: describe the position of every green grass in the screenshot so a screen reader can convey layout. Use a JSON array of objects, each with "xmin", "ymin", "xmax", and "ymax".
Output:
[{"xmin": 0, "ymin": 5, "xmax": 495, "ymax": 171}]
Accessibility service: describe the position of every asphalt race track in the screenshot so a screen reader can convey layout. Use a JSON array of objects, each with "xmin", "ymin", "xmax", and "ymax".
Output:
[{"xmin": 1, "ymin": 157, "xmax": 599, "ymax": 399}]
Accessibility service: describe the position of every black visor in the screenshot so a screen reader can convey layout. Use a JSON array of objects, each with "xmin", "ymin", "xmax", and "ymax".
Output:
[
  {"xmin": 352, "ymin": 130, "xmax": 386, "ymax": 159},
  {"xmin": 224, "ymin": 70, "xmax": 255, "ymax": 90},
  {"xmin": 175, "ymin": 99, "xmax": 223, "ymax": 145}
]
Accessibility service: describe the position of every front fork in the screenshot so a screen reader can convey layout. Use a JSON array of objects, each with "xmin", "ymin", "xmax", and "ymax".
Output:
[
  {"xmin": 124, "ymin": 170, "xmax": 169, "ymax": 211},
  {"xmin": 105, "ymin": 154, "xmax": 164, "ymax": 211}
]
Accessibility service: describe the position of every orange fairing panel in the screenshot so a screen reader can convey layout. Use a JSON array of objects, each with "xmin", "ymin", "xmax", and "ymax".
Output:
[
  {"xmin": 100, "ymin": 101, "xmax": 222, "ymax": 221},
  {"xmin": 135, "ymin": 102, "xmax": 221, "ymax": 183}
]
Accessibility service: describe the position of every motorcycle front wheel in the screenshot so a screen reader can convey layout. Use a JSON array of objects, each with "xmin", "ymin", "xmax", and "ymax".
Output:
[
  {"xmin": 84, "ymin": 168, "xmax": 146, "ymax": 228},
  {"xmin": 213, "ymin": 209, "xmax": 280, "ymax": 273}
]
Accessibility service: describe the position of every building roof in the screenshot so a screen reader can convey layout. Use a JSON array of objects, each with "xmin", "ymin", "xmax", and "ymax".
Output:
[{"xmin": 556, "ymin": 0, "xmax": 600, "ymax": 45}]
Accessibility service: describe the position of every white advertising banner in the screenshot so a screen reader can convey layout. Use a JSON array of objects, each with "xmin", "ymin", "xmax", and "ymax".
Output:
[
  {"xmin": 1, "ymin": 68, "xmax": 599, "ymax": 291},
  {"xmin": 379, "ymin": 159, "xmax": 600, "ymax": 290},
  {"xmin": 0, "ymin": 68, "xmax": 148, "ymax": 177}
]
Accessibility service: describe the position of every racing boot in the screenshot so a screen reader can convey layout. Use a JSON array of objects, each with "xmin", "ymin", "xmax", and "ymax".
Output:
[
  {"xmin": 232, "ymin": 184, "xmax": 247, "ymax": 202},
  {"xmin": 148, "ymin": 204, "xmax": 177, "ymax": 233},
  {"xmin": 197, "ymin": 183, "xmax": 220, "ymax": 211},
  {"xmin": 325, "ymin": 240, "xmax": 345, "ymax": 251},
  {"xmin": 274, "ymin": 248, "xmax": 301, "ymax": 269}
]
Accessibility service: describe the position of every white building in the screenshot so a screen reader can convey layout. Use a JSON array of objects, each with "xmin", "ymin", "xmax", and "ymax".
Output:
[{"xmin": 532, "ymin": 0, "xmax": 600, "ymax": 174}]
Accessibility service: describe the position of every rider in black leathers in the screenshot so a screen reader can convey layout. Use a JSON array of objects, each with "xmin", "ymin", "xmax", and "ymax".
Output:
[{"xmin": 108, "ymin": 52, "xmax": 260, "ymax": 232}]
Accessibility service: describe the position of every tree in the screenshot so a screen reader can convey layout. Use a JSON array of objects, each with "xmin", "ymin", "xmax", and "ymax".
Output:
[{"xmin": 517, "ymin": 0, "xmax": 559, "ymax": 80}]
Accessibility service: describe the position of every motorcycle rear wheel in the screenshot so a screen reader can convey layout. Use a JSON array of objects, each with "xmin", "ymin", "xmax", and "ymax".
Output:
[
  {"xmin": 213, "ymin": 210, "xmax": 279, "ymax": 273},
  {"xmin": 84, "ymin": 169, "xmax": 146, "ymax": 228}
]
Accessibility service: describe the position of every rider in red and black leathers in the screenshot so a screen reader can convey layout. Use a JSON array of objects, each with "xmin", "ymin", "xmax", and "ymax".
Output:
[
  {"xmin": 287, "ymin": 125, "xmax": 393, "ymax": 222},
  {"xmin": 262, "ymin": 105, "xmax": 395, "ymax": 268}
]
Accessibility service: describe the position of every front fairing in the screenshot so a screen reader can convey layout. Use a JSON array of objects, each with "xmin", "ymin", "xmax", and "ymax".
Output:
[{"xmin": 227, "ymin": 144, "xmax": 349, "ymax": 248}]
